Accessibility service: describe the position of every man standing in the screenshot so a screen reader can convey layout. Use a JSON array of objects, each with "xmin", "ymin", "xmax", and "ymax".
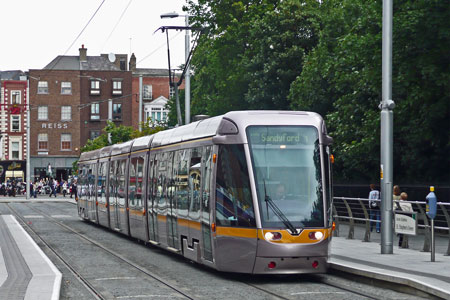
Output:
[{"xmin": 369, "ymin": 184, "xmax": 380, "ymax": 233}]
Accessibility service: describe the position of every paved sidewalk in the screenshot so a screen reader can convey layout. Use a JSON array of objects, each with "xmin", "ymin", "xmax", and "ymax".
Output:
[{"xmin": 330, "ymin": 236, "xmax": 450, "ymax": 299}]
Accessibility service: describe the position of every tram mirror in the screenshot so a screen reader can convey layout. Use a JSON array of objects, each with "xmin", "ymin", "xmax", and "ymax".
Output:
[{"xmin": 323, "ymin": 135, "xmax": 334, "ymax": 146}]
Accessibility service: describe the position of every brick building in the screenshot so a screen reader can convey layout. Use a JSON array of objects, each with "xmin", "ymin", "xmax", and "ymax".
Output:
[
  {"xmin": 28, "ymin": 45, "xmax": 132, "ymax": 181},
  {"xmin": 0, "ymin": 71, "xmax": 28, "ymax": 183},
  {"xmin": 129, "ymin": 54, "xmax": 184, "ymax": 128}
]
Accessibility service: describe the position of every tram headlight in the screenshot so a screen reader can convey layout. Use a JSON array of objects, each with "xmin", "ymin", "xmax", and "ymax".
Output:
[
  {"xmin": 308, "ymin": 231, "xmax": 324, "ymax": 241},
  {"xmin": 264, "ymin": 231, "xmax": 282, "ymax": 241}
]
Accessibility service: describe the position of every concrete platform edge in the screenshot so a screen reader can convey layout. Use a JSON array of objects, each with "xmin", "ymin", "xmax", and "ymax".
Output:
[
  {"xmin": 5, "ymin": 215, "xmax": 62, "ymax": 300},
  {"xmin": 329, "ymin": 261, "xmax": 450, "ymax": 300}
]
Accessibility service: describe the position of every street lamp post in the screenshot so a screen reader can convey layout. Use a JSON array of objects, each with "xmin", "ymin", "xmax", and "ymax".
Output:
[{"xmin": 161, "ymin": 12, "xmax": 191, "ymax": 125}]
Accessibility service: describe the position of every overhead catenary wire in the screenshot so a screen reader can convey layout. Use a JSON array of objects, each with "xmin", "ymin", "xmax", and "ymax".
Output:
[
  {"xmin": 36, "ymin": 0, "xmax": 107, "ymax": 78},
  {"xmin": 137, "ymin": 31, "xmax": 182, "ymax": 65},
  {"xmin": 101, "ymin": 0, "xmax": 133, "ymax": 52}
]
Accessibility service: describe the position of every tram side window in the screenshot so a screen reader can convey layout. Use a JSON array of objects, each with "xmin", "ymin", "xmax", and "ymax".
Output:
[
  {"xmin": 215, "ymin": 144, "xmax": 255, "ymax": 228},
  {"xmin": 87, "ymin": 166, "xmax": 94, "ymax": 200},
  {"xmin": 136, "ymin": 156, "xmax": 145, "ymax": 209},
  {"xmin": 175, "ymin": 149, "xmax": 190, "ymax": 214},
  {"xmin": 128, "ymin": 157, "xmax": 137, "ymax": 208},
  {"xmin": 189, "ymin": 147, "xmax": 202, "ymax": 215},
  {"xmin": 148, "ymin": 155, "xmax": 156, "ymax": 207},
  {"xmin": 97, "ymin": 162, "xmax": 107, "ymax": 204},
  {"xmin": 202, "ymin": 147, "xmax": 212, "ymax": 211},
  {"xmin": 108, "ymin": 161, "xmax": 117, "ymax": 201},
  {"xmin": 117, "ymin": 159, "xmax": 127, "ymax": 207},
  {"xmin": 156, "ymin": 153, "xmax": 166, "ymax": 207}
]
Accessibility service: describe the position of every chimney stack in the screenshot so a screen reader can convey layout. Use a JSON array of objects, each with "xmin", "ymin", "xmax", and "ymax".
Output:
[
  {"xmin": 79, "ymin": 44, "xmax": 87, "ymax": 62},
  {"xmin": 129, "ymin": 53, "xmax": 136, "ymax": 71}
]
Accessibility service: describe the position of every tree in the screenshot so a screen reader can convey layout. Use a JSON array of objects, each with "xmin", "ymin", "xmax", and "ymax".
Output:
[{"xmin": 289, "ymin": 0, "xmax": 449, "ymax": 184}]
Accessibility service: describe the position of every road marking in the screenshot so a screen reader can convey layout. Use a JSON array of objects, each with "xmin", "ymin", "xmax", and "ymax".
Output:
[
  {"xmin": 50, "ymin": 215, "xmax": 73, "ymax": 218},
  {"xmin": 291, "ymin": 292, "xmax": 347, "ymax": 295},
  {"xmin": 23, "ymin": 215, "xmax": 44, "ymax": 218},
  {"xmin": 95, "ymin": 277, "xmax": 137, "ymax": 281},
  {"xmin": 116, "ymin": 296, "xmax": 176, "ymax": 299}
]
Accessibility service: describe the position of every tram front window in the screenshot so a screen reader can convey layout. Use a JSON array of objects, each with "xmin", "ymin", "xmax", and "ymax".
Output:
[{"xmin": 247, "ymin": 126, "xmax": 324, "ymax": 229}]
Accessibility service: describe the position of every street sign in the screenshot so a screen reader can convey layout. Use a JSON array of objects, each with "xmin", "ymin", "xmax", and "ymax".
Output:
[{"xmin": 394, "ymin": 211, "xmax": 417, "ymax": 235}]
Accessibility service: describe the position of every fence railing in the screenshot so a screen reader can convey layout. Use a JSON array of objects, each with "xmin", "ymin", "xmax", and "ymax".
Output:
[{"xmin": 332, "ymin": 197, "xmax": 450, "ymax": 255}]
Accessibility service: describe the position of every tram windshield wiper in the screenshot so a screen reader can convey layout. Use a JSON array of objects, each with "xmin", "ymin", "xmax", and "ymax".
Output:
[{"xmin": 263, "ymin": 180, "xmax": 298, "ymax": 235}]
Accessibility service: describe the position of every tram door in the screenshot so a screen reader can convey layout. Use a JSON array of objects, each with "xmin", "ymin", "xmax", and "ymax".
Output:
[{"xmin": 147, "ymin": 155, "xmax": 158, "ymax": 242}]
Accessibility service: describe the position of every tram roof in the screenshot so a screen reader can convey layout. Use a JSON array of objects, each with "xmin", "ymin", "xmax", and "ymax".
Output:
[
  {"xmin": 111, "ymin": 140, "xmax": 134, "ymax": 156},
  {"xmin": 152, "ymin": 115, "xmax": 222, "ymax": 147},
  {"xmin": 79, "ymin": 148, "xmax": 100, "ymax": 162},
  {"xmin": 131, "ymin": 135, "xmax": 154, "ymax": 152}
]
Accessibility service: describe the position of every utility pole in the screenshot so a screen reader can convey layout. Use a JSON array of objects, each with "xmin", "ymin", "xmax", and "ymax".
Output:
[
  {"xmin": 26, "ymin": 80, "xmax": 30, "ymax": 199},
  {"xmin": 108, "ymin": 99, "xmax": 113, "ymax": 144},
  {"xmin": 381, "ymin": 0, "xmax": 395, "ymax": 254},
  {"xmin": 139, "ymin": 75, "xmax": 143, "ymax": 131},
  {"xmin": 185, "ymin": 15, "xmax": 191, "ymax": 124}
]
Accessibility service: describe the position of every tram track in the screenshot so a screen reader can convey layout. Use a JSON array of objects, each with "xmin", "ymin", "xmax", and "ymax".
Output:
[
  {"xmin": 5, "ymin": 201, "xmax": 412, "ymax": 300},
  {"xmin": 6, "ymin": 202, "xmax": 196, "ymax": 300}
]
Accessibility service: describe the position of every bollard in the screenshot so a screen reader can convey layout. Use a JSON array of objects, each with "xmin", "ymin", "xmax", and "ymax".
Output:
[{"xmin": 426, "ymin": 186, "xmax": 437, "ymax": 262}]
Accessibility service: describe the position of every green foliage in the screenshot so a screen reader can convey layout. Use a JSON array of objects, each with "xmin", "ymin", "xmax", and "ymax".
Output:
[
  {"xmin": 183, "ymin": 0, "xmax": 450, "ymax": 184},
  {"xmin": 81, "ymin": 121, "xmax": 166, "ymax": 153}
]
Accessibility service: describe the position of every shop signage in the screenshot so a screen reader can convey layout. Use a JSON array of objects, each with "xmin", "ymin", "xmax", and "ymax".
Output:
[
  {"xmin": 41, "ymin": 123, "xmax": 68, "ymax": 129},
  {"xmin": 8, "ymin": 162, "xmax": 22, "ymax": 170},
  {"xmin": 394, "ymin": 212, "xmax": 418, "ymax": 235}
]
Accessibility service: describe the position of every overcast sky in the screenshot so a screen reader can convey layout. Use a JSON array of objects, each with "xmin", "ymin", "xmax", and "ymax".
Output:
[{"xmin": 1, "ymin": 0, "xmax": 191, "ymax": 71}]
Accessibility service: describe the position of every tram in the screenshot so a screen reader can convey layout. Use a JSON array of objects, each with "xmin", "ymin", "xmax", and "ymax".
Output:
[{"xmin": 77, "ymin": 111, "xmax": 334, "ymax": 274}]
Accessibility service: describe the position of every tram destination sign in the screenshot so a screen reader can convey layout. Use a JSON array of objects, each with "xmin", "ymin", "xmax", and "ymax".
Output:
[{"xmin": 251, "ymin": 132, "xmax": 302, "ymax": 145}]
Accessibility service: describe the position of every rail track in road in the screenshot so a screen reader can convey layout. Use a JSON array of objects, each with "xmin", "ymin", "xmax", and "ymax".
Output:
[
  {"xmin": 6, "ymin": 202, "xmax": 196, "ymax": 300},
  {"xmin": 4, "ymin": 201, "xmax": 424, "ymax": 300}
]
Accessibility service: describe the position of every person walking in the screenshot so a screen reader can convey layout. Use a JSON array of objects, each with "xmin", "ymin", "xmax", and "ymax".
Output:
[{"xmin": 368, "ymin": 184, "xmax": 380, "ymax": 233}]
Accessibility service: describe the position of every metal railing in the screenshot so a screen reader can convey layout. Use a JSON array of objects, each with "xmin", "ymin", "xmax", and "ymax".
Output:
[{"xmin": 332, "ymin": 197, "xmax": 450, "ymax": 255}]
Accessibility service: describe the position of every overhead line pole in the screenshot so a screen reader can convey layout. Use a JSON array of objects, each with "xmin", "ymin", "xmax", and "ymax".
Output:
[{"xmin": 381, "ymin": 0, "xmax": 395, "ymax": 254}]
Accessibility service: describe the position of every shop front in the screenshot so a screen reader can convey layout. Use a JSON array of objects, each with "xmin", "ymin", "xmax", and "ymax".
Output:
[
  {"xmin": 31, "ymin": 156, "xmax": 77, "ymax": 182},
  {"xmin": 0, "ymin": 161, "xmax": 26, "ymax": 183}
]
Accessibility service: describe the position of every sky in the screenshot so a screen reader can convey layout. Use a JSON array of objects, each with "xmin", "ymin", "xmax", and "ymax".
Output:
[{"xmin": 1, "ymin": 0, "xmax": 191, "ymax": 71}]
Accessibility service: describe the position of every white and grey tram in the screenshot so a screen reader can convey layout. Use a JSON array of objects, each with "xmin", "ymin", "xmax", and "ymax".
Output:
[{"xmin": 77, "ymin": 111, "xmax": 334, "ymax": 274}]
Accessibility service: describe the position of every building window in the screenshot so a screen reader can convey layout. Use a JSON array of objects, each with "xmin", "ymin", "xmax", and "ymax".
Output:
[
  {"xmin": 169, "ymin": 86, "xmax": 175, "ymax": 99},
  {"xmin": 11, "ymin": 116, "xmax": 20, "ymax": 131},
  {"xmin": 143, "ymin": 85, "xmax": 152, "ymax": 99},
  {"xmin": 11, "ymin": 91, "xmax": 21, "ymax": 104},
  {"xmin": 112, "ymin": 80, "xmax": 122, "ymax": 95},
  {"xmin": 91, "ymin": 103, "xmax": 100, "ymax": 120},
  {"xmin": 38, "ymin": 81, "xmax": 48, "ymax": 94},
  {"xmin": 113, "ymin": 103, "xmax": 122, "ymax": 120},
  {"xmin": 61, "ymin": 134, "xmax": 71, "ymax": 150},
  {"xmin": 90, "ymin": 130, "xmax": 101, "ymax": 140},
  {"xmin": 11, "ymin": 142, "xmax": 19, "ymax": 159},
  {"xmin": 61, "ymin": 82, "xmax": 72, "ymax": 94},
  {"xmin": 90, "ymin": 80, "xmax": 100, "ymax": 95},
  {"xmin": 61, "ymin": 106, "xmax": 71, "ymax": 121},
  {"xmin": 38, "ymin": 133, "xmax": 48, "ymax": 150},
  {"xmin": 120, "ymin": 59, "xmax": 126, "ymax": 71},
  {"xmin": 38, "ymin": 106, "xmax": 48, "ymax": 120}
]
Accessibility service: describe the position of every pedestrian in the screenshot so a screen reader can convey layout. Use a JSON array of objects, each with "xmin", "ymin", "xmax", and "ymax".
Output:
[
  {"xmin": 62, "ymin": 181, "xmax": 68, "ymax": 197},
  {"xmin": 70, "ymin": 180, "xmax": 78, "ymax": 200},
  {"xmin": 50, "ymin": 178, "xmax": 57, "ymax": 197},
  {"xmin": 398, "ymin": 192, "xmax": 409, "ymax": 247},
  {"xmin": 368, "ymin": 183, "xmax": 380, "ymax": 233},
  {"xmin": 393, "ymin": 185, "xmax": 401, "ymax": 209}
]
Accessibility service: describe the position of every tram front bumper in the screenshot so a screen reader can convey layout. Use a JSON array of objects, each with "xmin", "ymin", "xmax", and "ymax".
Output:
[{"xmin": 252, "ymin": 255, "xmax": 328, "ymax": 274}]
